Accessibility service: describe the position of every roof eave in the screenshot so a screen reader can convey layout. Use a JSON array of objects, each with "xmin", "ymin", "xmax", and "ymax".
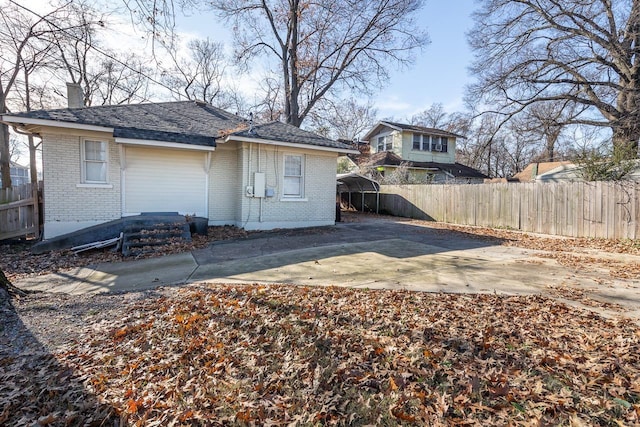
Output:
[
  {"xmin": 114, "ymin": 137, "xmax": 216, "ymax": 151},
  {"xmin": 0, "ymin": 115, "xmax": 114, "ymax": 133},
  {"xmin": 222, "ymin": 134, "xmax": 359, "ymax": 154},
  {"xmin": 362, "ymin": 121, "xmax": 403, "ymax": 140}
]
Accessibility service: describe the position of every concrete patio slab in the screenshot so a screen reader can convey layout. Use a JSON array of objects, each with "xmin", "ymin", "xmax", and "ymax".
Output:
[{"xmin": 13, "ymin": 217, "xmax": 640, "ymax": 322}]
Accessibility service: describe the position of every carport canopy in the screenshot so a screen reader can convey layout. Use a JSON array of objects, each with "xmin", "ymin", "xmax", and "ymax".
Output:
[{"xmin": 336, "ymin": 173, "xmax": 380, "ymax": 213}]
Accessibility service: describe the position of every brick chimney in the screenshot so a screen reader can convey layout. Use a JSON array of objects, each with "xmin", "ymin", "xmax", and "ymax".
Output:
[{"xmin": 66, "ymin": 82, "xmax": 84, "ymax": 108}]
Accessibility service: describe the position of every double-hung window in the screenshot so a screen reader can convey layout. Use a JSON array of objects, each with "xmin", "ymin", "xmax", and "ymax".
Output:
[
  {"xmin": 284, "ymin": 154, "xmax": 304, "ymax": 198},
  {"xmin": 82, "ymin": 140, "xmax": 108, "ymax": 183},
  {"xmin": 412, "ymin": 134, "xmax": 421, "ymax": 150},
  {"xmin": 413, "ymin": 134, "xmax": 431, "ymax": 151},
  {"xmin": 432, "ymin": 136, "xmax": 448, "ymax": 152},
  {"xmin": 440, "ymin": 137, "xmax": 448, "ymax": 153},
  {"xmin": 377, "ymin": 135, "xmax": 393, "ymax": 152}
]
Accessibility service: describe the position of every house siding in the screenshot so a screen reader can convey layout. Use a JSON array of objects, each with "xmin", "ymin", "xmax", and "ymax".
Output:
[
  {"xmin": 402, "ymin": 132, "xmax": 456, "ymax": 163},
  {"xmin": 208, "ymin": 143, "xmax": 240, "ymax": 225},
  {"xmin": 40, "ymin": 132, "xmax": 339, "ymax": 238},
  {"xmin": 42, "ymin": 131, "xmax": 121, "ymax": 238},
  {"xmin": 370, "ymin": 128, "xmax": 402, "ymax": 157},
  {"xmin": 235, "ymin": 142, "xmax": 337, "ymax": 230}
]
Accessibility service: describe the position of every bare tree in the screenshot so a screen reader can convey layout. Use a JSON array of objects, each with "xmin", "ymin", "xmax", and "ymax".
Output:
[
  {"xmin": 48, "ymin": 1, "xmax": 152, "ymax": 106},
  {"xmin": 210, "ymin": 0, "xmax": 428, "ymax": 127},
  {"xmin": 411, "ymin": 103, "xmax": 449, "ymax": 128},
  {"xmin": 456, "ymin": 114, "xmax": 503, "ymax": 178},
  {"xmin": 162, "ymin": 37, "xmax": 226, "ymax": 104},
  {"xmin": 0, "ymin": 2, "xmax": 67, "ymax": 188},
  {"xmin": 513, "ymin": 102, "xmax": 584, "ymax": 163},
  {"xmin": 307, "ymin": 98, "xmax": 378, "ymax": 141},
  {"xmin": 469, "ymin": 0, "xmax": 640, "ymax": 159}
]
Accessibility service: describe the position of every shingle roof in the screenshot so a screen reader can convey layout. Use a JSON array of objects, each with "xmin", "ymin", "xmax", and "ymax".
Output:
[
  {"xmin": 511, "ymin": 161, "xmax": 572, "ymax": 182},
  {"xmin": 233, "ymin": 121, "xmax": 350, "ymax": 150},
  {"xmin": 363, "ymin": 151, "xmax": 487, "ymax": 179},
  {"xmin": 5, "ymin": 101, "xmax": 351, "ymax": 151}
]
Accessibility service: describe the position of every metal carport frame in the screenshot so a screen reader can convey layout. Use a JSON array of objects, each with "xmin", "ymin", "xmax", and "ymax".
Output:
[{"xmin": 336, "ymin": 173, "xmax": 380, "ymax": 213}]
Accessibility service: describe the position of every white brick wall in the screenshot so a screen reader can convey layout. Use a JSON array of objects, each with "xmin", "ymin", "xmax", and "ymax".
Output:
[
  {"xmin": 42, "ymin": 132, "xmax": 121, "ymax": 237},
  {"xmin": 41, "ymin": 132, "xmax": 338, "ymax": 236},
  {"xmin": 234, "ymin": 142, "xmax": 337, "ymax": 229}
]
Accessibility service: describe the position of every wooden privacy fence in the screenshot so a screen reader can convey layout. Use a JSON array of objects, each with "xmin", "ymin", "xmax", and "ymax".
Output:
[
  {"xmin": 0, "ymin": 182, "xmax": 41, "ymax": 240},
  {"xmin": 378, "ymin": 181, "xmax": 640, "ymax": 239}
]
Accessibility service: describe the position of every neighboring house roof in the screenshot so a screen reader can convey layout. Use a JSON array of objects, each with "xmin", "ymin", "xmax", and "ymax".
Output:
[
  {"xmin": 536, "ymin": 160, "xmax": 640, "ymax": 182},
  {"xmin": 337, "ymin": 139, "xmax": 370, "ymax": 163},
  {"xmin": 511, "ymin": 161, "xmax": 572, "ymax": 182},
  {"xmin": 363, "ymin": 151, "xmax": 488, "ymax": 179},
  {"xmin": 363, "ymin": 121, "xmax": 464, "ymax": 140},
  {"xmin": 10, "ymin": 161, "xmax": 29, "ymax": 169},
  {"xmin": 2, "ymin": 101, "xmax": 353, "ymax": 152}
]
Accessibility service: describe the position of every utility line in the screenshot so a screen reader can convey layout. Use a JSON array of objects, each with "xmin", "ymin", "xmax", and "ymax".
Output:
[{"xmin": 8, "ymin": 0, "xmax": 187, "ymax": 100}]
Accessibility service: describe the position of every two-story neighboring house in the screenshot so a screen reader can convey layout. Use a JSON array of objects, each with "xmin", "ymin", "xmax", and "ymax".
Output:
[
  {"xmin": 361, "ymin": 121, "xmax": 487, "ymax": 183},
  {"xmin": 0, "ymin": 161, "xmax": 31, "ymax": 187}
]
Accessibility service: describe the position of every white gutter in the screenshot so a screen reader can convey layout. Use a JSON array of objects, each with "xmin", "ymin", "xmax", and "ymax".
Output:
[
  {"xmin": 222, "ymin": 135, "xmax": 359, "ymax": 155},
  {"xmin": 114, "ymin": 137, "xmax": 216, "ymax": 151},
  {"xmin": 0, "ymin": 115, "xmax": 114, "ymax": 133}
]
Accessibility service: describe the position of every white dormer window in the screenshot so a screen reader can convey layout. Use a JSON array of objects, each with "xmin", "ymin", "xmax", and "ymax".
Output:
[{"xmin": 377, "ymin": 135, "xmax": 393, "ymax": 152}]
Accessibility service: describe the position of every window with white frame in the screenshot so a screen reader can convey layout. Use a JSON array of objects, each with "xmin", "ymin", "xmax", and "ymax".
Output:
[
  {"xmin": 412, "ymin": 134, "xmax": 431, "ymax": 151},
  {"xmin": 430, "ymin": 135, "xmax": 449, "ymax": 152},
  {"xmin": 377, "ymin": 135, "xmax": 393, "ymax": 152},
  {"xmin": 412, "ymin": 134, "xmax": 421, "ymax": 150},
  {"xmin": 82, "ymin": 140, "xmax": 108, "ymax": 183},
  {"xmin": 431, "ymin": 136, "xmax": 448, "ymax": 152},
  {"xmin": 440, "ymin": 137, "xmax": 448, "ymax": 152},
  {"xmin": 283, "ymin": 154, "xmax": 304, "ymax": 198}
]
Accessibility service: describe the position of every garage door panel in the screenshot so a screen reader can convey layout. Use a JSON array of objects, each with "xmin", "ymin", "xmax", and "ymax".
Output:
[{"xmin": 124, "ymin": 147, "xmax": 207, "ymax": 216}]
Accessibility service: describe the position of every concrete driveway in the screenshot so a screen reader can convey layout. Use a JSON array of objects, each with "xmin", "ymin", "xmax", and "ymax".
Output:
[{"xmin": 15, "ymin": 216, "xmax": 640, "ymax": 321}]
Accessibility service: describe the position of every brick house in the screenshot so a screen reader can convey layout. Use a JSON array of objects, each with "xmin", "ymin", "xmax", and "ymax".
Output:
[{"xmin": 1, "ymin": 101, "xmax": 355, "ymax": 239}]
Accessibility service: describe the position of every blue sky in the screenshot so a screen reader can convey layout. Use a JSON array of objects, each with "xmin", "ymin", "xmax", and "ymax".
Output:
[
  {"xmin": 175, "ymin": 1, "xmax": 477, "ymax": 121},
  {"xmin": 374, "ymin": 2, "xmax": 476, "ymax": 120}
]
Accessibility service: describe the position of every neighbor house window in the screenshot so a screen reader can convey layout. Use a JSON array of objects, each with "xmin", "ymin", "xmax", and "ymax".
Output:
[
  {"xmin": 431, "ymin": 136, "xmax": 448, "ymax": 152},
  {"xmin": 422, "ymin": 135, "xmax": 430, "ymax": 151},
  {"xmin": 438, "ymin": 137, "xmax": 448, "ymax": 152},
  {"xmin": 377, "ymin": 135, "xmax": 393, "ymax": 152},
  {"xmin": 413, "ymin": 135, "xmax": 430, "ymax": 151},
  {"xmin": 82, "ymin": 140, "xmax": 108, "ymax": 183},
  {"xmin": 284, "ymin": 154, "xmax": 304, "ymax": 198},
  {"xmin": 412, "ymin": 134, "xmax": 421, "ymax": 150}
]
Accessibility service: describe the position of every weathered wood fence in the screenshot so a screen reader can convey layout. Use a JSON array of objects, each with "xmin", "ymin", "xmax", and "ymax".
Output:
[
  {"xmin": 0, "ymin": 182, "xmax": 41, "ymax": 240},
  {"xmin": 376, "ymin": 182, "xmax": 640, "ymax": 239}
]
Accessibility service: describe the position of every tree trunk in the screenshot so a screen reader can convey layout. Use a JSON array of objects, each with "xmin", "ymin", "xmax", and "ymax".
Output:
[
  {"xmin": 612, "ymin": 124, "xmax": 640, "ymax": 160},
  {"xmin": 545, "ymin": 129, "xmax": 560, "ymax": 162},
  {"xmin": 0, "ymin": 268, "xmax": 26, "ymax": 298},
  {"xmin": 0, "ymin": 122, "xmax": 11, "ymax": 189},
  {"xmin": 28, "ymin": 135, "xmax": 38, "ymax": 185}
]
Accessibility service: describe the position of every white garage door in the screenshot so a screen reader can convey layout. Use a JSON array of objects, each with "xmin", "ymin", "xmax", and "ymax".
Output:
[{"xmin": 124, "ymin": 146, "xmax": 207, "ymax": 217}]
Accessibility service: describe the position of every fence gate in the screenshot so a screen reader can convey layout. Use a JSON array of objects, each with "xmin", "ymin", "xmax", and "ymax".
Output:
[{"xmin": 0, "ymin": 182, "xmax": 41, "ymax": 240}]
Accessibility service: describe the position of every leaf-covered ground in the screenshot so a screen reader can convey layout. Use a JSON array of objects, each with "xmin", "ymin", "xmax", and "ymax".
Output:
[{"xmin": 5, "ymin": 284, "xmax": 639, "ymax": 426}]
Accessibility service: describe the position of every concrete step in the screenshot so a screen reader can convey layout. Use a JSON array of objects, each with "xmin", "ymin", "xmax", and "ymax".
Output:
[
  {"xmin": 121, "ymin": 218, "xmax": 191, "ymax": 257},
  {"xmin": 32, "ymin": 213, "xmax": 208, "ymax": 254}
]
